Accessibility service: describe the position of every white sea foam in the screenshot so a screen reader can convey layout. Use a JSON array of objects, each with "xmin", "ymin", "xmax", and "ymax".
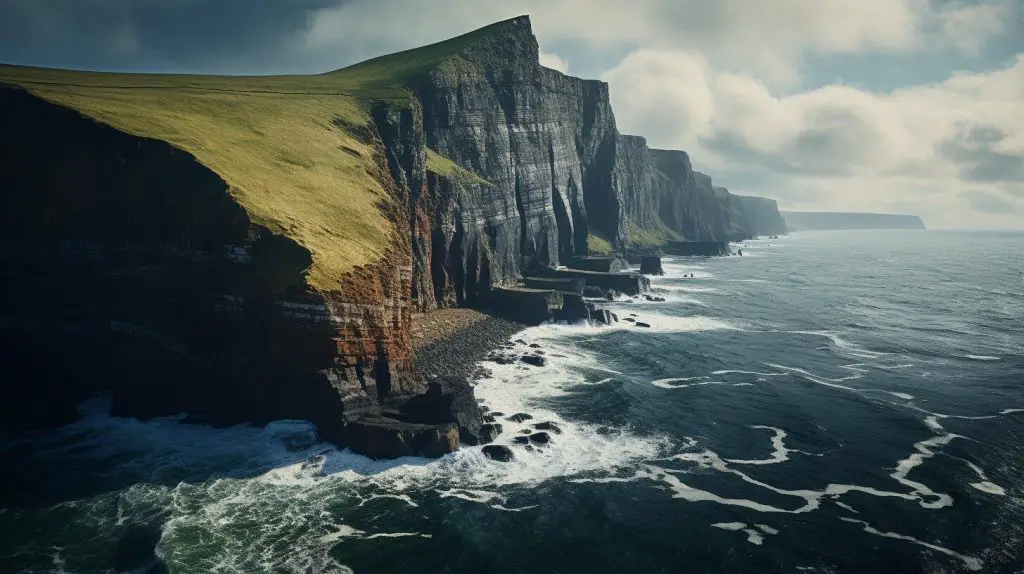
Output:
[
  {"xmin": 839, "ymin": 518, "xmax": 983, "ymax": 571},
  {"xmin": 711, "ymin": 522, "xmax": 769, "ymax": 545},
  {"xmin": 965, "ymin": 354, "xmax": 1000, "ymax": 361},
  {"xmin": 725, "ymin": 426, "xmax": 822, "ymax": 465},
  {"xmin": 834, "ymin": 501, "xmax": 859, "ymax": 514},
  {"xmin": 652, "ymin": 283, "xmax": 719, "ymax": 293}
]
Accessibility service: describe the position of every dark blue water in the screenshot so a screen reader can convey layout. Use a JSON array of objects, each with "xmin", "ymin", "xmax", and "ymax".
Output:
[{"xmin": 2, "ymin": 230, "xmax": 1022, "ymax": 573}]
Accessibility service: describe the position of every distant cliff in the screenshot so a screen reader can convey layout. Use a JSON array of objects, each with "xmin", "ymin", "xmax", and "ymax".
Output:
[
  {"xmin": 782, "ymin": 211, "xmax": 926, "ymax": 231},
  {"xmin": 737, "ymin": 196, "xmax": 787, "ymax": 236}
]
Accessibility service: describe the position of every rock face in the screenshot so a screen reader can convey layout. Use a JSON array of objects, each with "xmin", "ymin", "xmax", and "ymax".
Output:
[
  {"xmin": 782, "ymin": 211, "xmax": 926, "ymax": 231},
  {"xmin": 412, "ymin": 16, "xmax": 618, "ymax": 304},
  {"xmin": 0, "ymin": 15, "xmax": 790, "ymax": 457},
  {"xmin": 737, "ymin": 195, "xmax": 787, "ymax": 236},
  {"xmin": 0, "ymin": 86, "xmax": 453, "ymax": 450}
]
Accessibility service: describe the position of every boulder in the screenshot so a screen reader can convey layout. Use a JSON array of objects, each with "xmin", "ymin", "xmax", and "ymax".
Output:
[
  {"xmin": 554, "ymin": 293, "xmax": 591, "ymax": 322},
  {"xmin": 529, "ymin": 432, "xmax": 551, "ymax": 444},
  {"xmin": 482, "ymin": 445, "xmax": 515, "ymax": 462},
  {"xmin": 520, "ymin": 355, "xmax": 546, "ymax": 367},
  {"xmin": 506, "ymin": 412, "xmax": 533, "ymax": 423},
  {"xmin": 591, "ymin": 309, "xmax": 615, "ymax": 325},
  {"xmin": 478, "ymin": 423, "xmax": 502, "ymax": 444},
  {"xmin": 639, "ymin": 256, "xmax": 664, "ymax": 276},
  {"xmin": 635, "ymin": 322, "xmax": 651, "ymax": 328},
  {"xmin": 533, "ymin": 421, "xmax": 562, "ymax": 434},
  {"xmin": 346, "ymin": 416, "xmax": 459, "ymax": 459},
  {"xmin": 398, "ymin": 377, "xmax": 486, "ymax": 445}
]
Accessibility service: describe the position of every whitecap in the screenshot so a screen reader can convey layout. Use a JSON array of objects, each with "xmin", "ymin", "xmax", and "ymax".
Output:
[{"xmin": 965, "ymin": 354, "xmax": 1000, "ymax": 361}]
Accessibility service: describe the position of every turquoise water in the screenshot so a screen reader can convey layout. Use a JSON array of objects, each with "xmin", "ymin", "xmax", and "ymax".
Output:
[{"xmin": 2, "ymin": 230, "xmax": 1022, "ymax": 573}]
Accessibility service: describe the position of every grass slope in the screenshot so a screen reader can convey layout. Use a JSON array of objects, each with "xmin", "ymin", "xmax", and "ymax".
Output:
[
  {"xmin": 0, "ymin": 18, "xmax": 515, "ymax": 290},
  {"xmin": 0, "ymin": 16, "xmax": 505, "ymax": 292}
]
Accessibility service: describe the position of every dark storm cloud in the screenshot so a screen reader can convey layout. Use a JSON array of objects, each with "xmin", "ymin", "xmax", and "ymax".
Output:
[
  {"xmin": 941, "ymin": 124, "xmax": 1024, "ymax": 184},
  {"xmin": 0, "ymin": 0, "xmax": 352, "ymax": 74}
]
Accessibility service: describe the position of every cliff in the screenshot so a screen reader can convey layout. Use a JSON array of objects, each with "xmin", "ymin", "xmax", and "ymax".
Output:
[
  {"xmin": 737, "ymin": 195, "xmax": 787, "ymax": 236},
  {"xmin": 782, "ymin": 211, "xmax": 926, "ymax": 231},
  {"xmin": 0, "ymin": 15, "xmax": 784, "ymax": 455}
]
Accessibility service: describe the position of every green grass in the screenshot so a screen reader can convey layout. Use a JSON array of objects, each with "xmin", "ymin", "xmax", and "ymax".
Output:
[
  {"xmin": 0, "ymin": 18, "xmax": 522, "ymax": 291},
  {"xmin": 627, "ymin": 219, "xmax": 681, "ymax": 248},
  {"xmin": 425, "ymin": 149, "xmax": 493, "ymax": 187},
  {"xmin": 587, "ymin": 233, "xmax": 614, "ymax": 255},
  {"xmin": 324, "ymin": 17, "xmax": 520, "ymax": 92}
]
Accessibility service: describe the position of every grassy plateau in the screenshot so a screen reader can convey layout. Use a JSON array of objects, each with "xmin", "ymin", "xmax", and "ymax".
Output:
[{"xmin": 0, "ymin": 18, "xmax": 509, "ymax": 292}]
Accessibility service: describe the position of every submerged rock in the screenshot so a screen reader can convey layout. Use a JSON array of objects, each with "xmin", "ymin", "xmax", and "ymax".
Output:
[
  {"xmin": 483, "ymin": 445, "xmax": 515, "ymax": 462},
  {"xmin": 513, "ymin": 436, "xmax": 530, "ymax": 444},
  {"xmin": 635, "ymin": 322, "xmax": 651, "ymax": 328},
  {"xmin": 520, "ymin": 355, "xmax": 546, "ymax": 367},
  {"xmin": 533, "ymin": 421, "xmax": 562, "ymax": 434},
  {"xmin": 506, "ymin": 413, "xmax": 533, "ymax": 423}
]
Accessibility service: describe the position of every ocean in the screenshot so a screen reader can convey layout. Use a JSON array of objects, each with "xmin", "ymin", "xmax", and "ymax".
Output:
[{"xmin": 1, "ymin": 229, "xmax": 1022, "ymax": 573}]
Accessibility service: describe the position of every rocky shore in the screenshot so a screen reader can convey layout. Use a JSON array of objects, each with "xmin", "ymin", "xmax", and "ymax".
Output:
[{"xmin": 412, "ymin": 309, "xmax": 527, "ymax": 381}]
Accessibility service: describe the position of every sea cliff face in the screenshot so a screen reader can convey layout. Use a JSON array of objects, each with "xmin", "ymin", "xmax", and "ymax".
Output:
[
  {"xmin": 0, "ymin": 86, "xmax": 427, "ymax": 445},
  {"xmin": 410, "ymin": 17, "xmax": 618, "ymax": 303},
  {"xmin": 0, "ymin": 15, "xmax": 789, "ymax": 455},
  {"xmin": 738, "ymin": 195, "xmax": 788, "ymax": 236}
]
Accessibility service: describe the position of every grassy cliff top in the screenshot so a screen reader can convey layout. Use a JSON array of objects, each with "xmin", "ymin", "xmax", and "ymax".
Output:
[
  {"xmin": 1, "ymin": 64, "xmax": 396, "ymax": 292},
  {"xmin": 0, "ymin": 19, "xmax": 522, "ymax": 291},
  {"xmin": 326, "ymin": 15, "xmax": 530, "ymax": 90}
]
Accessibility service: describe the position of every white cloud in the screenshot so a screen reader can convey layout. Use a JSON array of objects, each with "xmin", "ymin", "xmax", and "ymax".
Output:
[
  {"xmin": 931, "ymin": 0, "xmax": 1014, "ymax": 55},
  {"xmin": 602, "ymin": 51, "xmax": 1024, "ymax": 228},
  {"xmin": 538, "ymin": 51, "xmax": 569, "ymax": 73},
  {"xmin": 301, "ymin": 0, "xmax": 1016, "ymax": 86}
]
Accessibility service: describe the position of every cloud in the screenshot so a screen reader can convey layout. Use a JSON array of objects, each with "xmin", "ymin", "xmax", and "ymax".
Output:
[
  {"xmin": 964, "ymin": 190, "xmax": 1023, "ymax": 214},
  {"xmin": 538, "ymin": 51, "xmax": 569, "ymax": 74},
  {"xmin": 602, "ymin": 51, "xmax": 1024, "ymax": 227},
  {"xmin": 0, "ymin": 0, "xmax": 348, "ymax": 73}
]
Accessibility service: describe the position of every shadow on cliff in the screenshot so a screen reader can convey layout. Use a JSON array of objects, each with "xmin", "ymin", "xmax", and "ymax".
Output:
[{"xmin": 0, "ymin": 86, "xmax": 363, "ymax": 443}]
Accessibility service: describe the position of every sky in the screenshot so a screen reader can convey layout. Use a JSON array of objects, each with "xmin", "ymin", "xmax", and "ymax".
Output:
[{"xmin": 1, "ymin": 0, "xmax": 1022, "ymax": 229}]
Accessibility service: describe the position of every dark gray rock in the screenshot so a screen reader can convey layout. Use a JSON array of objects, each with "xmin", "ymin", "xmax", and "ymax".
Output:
[
  {"xmin": 639, "ymin": 256, "xmax": 664, "ymax": 275},
  {"xmin": 345, "ymin": 416, "xmax": 459, "ymax": 459},
  {"xmin": 529, "ymin": 432, "xmax": 551, "ymax": 444},
  {"xmin": 483, "ymin": 445, "xmax": 515, "ymax": 462},
  {"xmin": 520, "ymin": 355, "xmax": 546, "ymax": 367},
  {"xmin": 506, "ymin": 412, "xmax": 533, "ymax": 423},
  {"xmin": 398, "ymin": 377, "xmax": 485, "ymax": 446},
  {"xmin": 635, "ymin": 322, "xmax": 651, "ymax": 328},
  {"xmin": 478, "ymin": 423, "xmax": 502, "ymax": 444},
  {"xmin": 533, "ymin": 421, "xmax": 562, "ymax": 434}
]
